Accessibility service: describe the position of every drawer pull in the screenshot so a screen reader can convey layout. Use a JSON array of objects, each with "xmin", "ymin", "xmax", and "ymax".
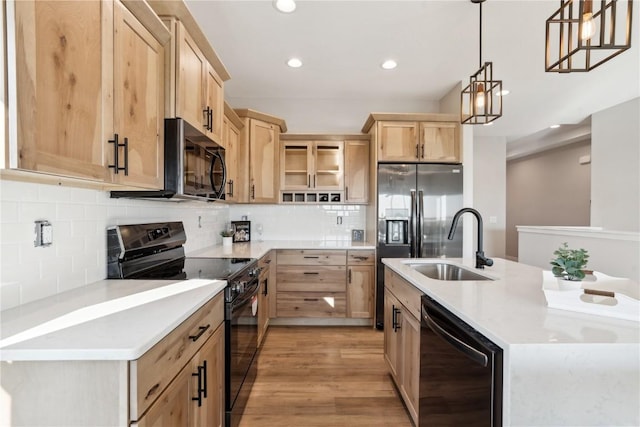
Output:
[
  {"xmin": 353, "ymin": 256, "xmax": 369, "ymax": 261},
  {"xmin": 303, "ymin": 256, "xmax": 320, "ymax": 259},
  {"xmin": 303, "ymin": 298, "xmax": 319, "ymax": 302},
  {"xmin": 303, "ymin": 272, "xmax": 319, "ymax": 275},
  {"xmin": 189, "ymin": 324, "xmax": 210, "ymax": 342}
]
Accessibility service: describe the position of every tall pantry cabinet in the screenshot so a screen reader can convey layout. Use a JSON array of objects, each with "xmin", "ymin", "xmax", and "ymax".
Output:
[{"xmin": 9, "ymin": 0, "xmax": 169, "ymax": 188}]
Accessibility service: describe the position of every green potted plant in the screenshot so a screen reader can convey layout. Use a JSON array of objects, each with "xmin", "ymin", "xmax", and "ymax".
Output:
[{"xmin": 550, "ymin": 242, "xmax": 590, "ymax": 282}]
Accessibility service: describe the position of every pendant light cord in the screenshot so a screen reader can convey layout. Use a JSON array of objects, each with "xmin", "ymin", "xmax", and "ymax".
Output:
[{"xmin": 479, "ymin": 2, "xmax": 483, "ymax": 68}]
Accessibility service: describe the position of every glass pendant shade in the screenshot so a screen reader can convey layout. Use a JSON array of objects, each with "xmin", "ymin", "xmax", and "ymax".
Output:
[
  {"xmin": 461, "ymin": 62, "xmax": 503, "ymax": 125},
  {"xmin": 545, "ymin": 0, "xmax": 633, "ymax": 72}
]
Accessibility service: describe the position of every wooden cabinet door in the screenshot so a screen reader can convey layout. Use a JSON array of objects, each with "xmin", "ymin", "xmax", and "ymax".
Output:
[
  {"xmin": 14, "ymin": 0, "xmax": 109, "ymax": 181},
  {"xmin": 112, "ymin": 0, "xmax": 164, "ymax": 189},
  {"xmin": 205, "ymin": 63, "xmax": 224, "ymax": 144},
  {"xmin": 401, "ymin": 309, "xmax": 420, "ymax": 424},
  {"xmin": 135, "ymin": 366, "xmax": 191, "ymax": 427},
  {"xmin": 344, "ymin": 140, "xmax": 369, "ymax": 203},
  {"xmin": 190, "ymin": 324, "xmax": 225, "ymax": 427},
  {"xmin": 280, "ymin": 141, "xmax": 313, "ymax": 190},
  {"xmin": 347, "ymin": 265, "xmax": 374, "ymax": 318},
  {"xmin": 420, "ymin": 122, "xmax": 460, "ymax": 163},
  {"xmin": 314, "ymin": 141, "xmax": 344, "ymax": 190},
  {"xmin": 223, "ymin": 115, "xmax": 240, "ymax": 202},
  {"xmin": 249, "ymin": 119, "xmax": 279, "ymax": 203},
  {"xmin": 176, "ymin": 24, "xmax": 206, "ymax": 133},
  {"xmin": 384, "ymin": 291, "xmax": 402, "ymax": 380},
  {"xmin": 377, "ymin": 121, "xmax": 419, "ymax": 162}
]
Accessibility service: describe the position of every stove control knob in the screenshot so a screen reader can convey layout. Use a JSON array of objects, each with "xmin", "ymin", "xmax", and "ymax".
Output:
[{"xmin": 249, "ymin": 268, "xmax": 261, "ymax": 278}]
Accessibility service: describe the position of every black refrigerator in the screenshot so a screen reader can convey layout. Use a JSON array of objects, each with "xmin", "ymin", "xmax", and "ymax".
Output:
[{"xmin": 375, "ymin": 163, "xmax": 463, "ymax": 329}]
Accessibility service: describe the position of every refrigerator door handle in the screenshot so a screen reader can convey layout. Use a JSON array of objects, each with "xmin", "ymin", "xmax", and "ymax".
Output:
[
  {"xmin": 410, "ymin": 190, "xmax": 417, "ymax": 257},
  {"xmin": 418, "ymin": 190, "xmax": 424, "ymax": 258}
]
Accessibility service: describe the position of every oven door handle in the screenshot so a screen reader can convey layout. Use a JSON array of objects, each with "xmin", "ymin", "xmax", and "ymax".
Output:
[
  {"xmin": 231, "ymin": 280, "xmax": 260, "ymax": 312},
  {"xmin": 423, "ymin": 308, "xmax": 488, "ymax": 367}
]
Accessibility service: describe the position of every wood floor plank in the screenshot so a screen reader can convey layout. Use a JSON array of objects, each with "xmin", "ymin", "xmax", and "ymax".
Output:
[{"xmin": 239, "ymin": 326, "xmax": 413, "ymax": 427}]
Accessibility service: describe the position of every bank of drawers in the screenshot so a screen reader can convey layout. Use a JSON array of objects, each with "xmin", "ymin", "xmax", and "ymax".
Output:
[{"xmin": 276, "ymin": 250, "xmax": 346, "ymax": 317}]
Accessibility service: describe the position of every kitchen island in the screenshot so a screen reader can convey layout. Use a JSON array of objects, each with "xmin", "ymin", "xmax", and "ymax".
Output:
[{"xmin": 383, "ymin": 257, "xmax": 639, "ymax": 426}]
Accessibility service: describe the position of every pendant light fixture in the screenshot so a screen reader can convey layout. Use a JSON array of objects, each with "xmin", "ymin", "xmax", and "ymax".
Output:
[
  {"xmin": 545, "ymin": 0, "xmax": 633, "ymax": 72},
  {"xmin": 461, "ymin": 0, "xmax": 503, "ymax": 125}
]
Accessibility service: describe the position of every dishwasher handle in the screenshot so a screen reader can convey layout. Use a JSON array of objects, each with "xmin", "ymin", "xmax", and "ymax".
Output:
[{"xmin": 422, "ymin": 308, "xmax": 488, "ymax": 368}]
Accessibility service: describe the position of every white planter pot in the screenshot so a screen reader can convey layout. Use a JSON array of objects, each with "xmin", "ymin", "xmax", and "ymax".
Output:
[
  {"xmin": 222, "ymin": 236, "xmax": 233, "ymax": 247},
  {"xmin": 558, "ymin": 278, "xmax": 583, "ymax": 291}
]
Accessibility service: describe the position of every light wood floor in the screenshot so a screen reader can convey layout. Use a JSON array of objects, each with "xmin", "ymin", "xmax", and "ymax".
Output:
[{"xmin": 239, "ymin": 326, "xmax": 413, "ymax": 427}]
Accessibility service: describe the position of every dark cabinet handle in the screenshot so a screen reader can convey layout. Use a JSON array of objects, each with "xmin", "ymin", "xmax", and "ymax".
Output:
[
  {"xmin": 303, "ymin": 256, "xmax": 319, "ymax": 259},
  {"xmin": 191, "ymin": 361, "xmax": 207, "ymax": 407},
  {"xmin": 208, "ymin": 108, "xmax": 213, "ymax": 132},
  {"xmin": 227, "ymin": 180, "xmax": 234, "ymax": 197},
  {"xmin": 420, "ymin": 143, "xmax": 425, "ymax": 159},
  {"xmin": 392, "ymin": 305, "xmax": 401, "ymax": 332},
  {"xmin": 348, "ymin": 268, "xmax": 352, "ymax": 284},
  {"xmin": 202, "ymin": 107, "xmax": 211, "ymax": 131},
  {"xmin": 415, "ymin": 144, "xmax": 419, "ymax": 158},
  {"xmin": 303, "ymin": 298, "xmax": 319, "ymax": 302},
  {"xmin": 189, "ymin": 324, "xmax": 210, "ymax": 342},
  {"xmin": 263, "ymin": 278, "xmax": 268, "ymax": 296},
  {"xmin": 251, "ymin": 184, "xmax": 255, "ymax": 199},
  {"xmin": 346, "ymin": 186, "xmax": 349, "ymax": 201},
  {"xmin": 108, "ymin": 134, "xmax": 127, "ymax": 175},
  {"xmin": 353, "ymin": 256, "xmax": 368, "ymax": 261},
  {"xmin": 303, "ymin": 272, "xmax": 319, "ymax": 275}
]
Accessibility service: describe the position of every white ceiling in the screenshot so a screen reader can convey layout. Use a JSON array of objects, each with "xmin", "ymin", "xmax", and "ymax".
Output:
[{"xmin": 186, "ymin": 0, "xmax": 640, "ymax": 146}]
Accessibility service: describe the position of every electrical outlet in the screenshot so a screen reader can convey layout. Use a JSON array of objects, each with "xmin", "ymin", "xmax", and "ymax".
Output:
[{"xmin": 34, "ymin": 220, "xmax": 53, "ymax": 247}]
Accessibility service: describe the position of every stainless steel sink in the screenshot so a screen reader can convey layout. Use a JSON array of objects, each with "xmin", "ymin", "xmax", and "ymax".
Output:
[{"xmin": 407, "ymin": 262, "xmax": 494, "ymax": 281}]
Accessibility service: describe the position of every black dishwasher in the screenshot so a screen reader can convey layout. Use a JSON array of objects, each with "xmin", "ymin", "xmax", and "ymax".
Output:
[{"xmin": 420, "ymin": 295, "xmax": 503, "ymax": 426}]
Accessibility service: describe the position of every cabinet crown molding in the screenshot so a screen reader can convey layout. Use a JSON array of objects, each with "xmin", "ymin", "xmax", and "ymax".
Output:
[
  {"xmin": 361, "ymin": 112, "xmax": 460, "ymax": 133},
  {"xmin": 280, "ymin": 133, "xmax": 370, "ymax": 141},
  {"xmin": 224, "ymin": 101, "xmax": 245, "ymax": 130},
  {"xmin": 234, "ymin": 108, "xmax": 287, "ymax": 133}
]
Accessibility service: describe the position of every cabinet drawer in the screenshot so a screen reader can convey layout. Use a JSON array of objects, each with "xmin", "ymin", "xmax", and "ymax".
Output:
[
  {"xmin": 277, "ymin": 265, "xmax": 346, "ymax": 292},
  {"xmin": 277, "ymin": 292, "xmax": 346, "ymax": 317},
  {"xmin": 347, "ymin": 250, "xmax": 375, "ymax": 265},
  {"xmin": 277, "ymin": 249, "xmax": 346, "ymax": 266},
  {"xmin": 130, "ymin": 292, "xmax": 224, "ymax": 420},
  {"xmin": 384, "ymin": 268, "xmax": 422, "ymax": 320}
]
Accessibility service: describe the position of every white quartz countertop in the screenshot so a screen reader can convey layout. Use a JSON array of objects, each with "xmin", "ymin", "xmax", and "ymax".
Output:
[
  {"xmin": 382, "ymin": 258, "xmax": 640, "ymax": 349},
  {"xmin": 0, "ymin": 279, "xmax": 226, "ymax": 361},
  {"xmin": 188, "ymin": 239, "xmax": 375, "ymax": 259}
]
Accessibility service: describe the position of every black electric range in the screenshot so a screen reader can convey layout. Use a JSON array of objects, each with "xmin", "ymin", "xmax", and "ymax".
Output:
[{"xmin": 106, "ymin": 222, "xmax": 260, "ymax": 427}]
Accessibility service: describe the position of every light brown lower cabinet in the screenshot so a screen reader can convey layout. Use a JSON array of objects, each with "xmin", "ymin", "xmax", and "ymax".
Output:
[
  {"xmin": 384, "ymin": 267, "xmax": 422, "ymax": 426},
  {"xmin": 135, "ymin": 323, "xmax": 225, "ymax": 427},
  {"xmin": 275, "ymin": 249, "xmax": 374, "ymax": 320},
  {"xmin": 0, "ymin": 293, "xmax": 225, "ymax": 426}
]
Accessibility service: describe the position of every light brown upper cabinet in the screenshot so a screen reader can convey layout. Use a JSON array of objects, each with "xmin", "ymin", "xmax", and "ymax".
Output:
[
  {"xmin": 377, "ymin": 121, "xmax": 420, "ymax": 162},
  {"xmin": 222, "ymin": 102, "xmax": 243, "ymax": 203},
  {"xmin": 362, "ymin": 113, "xmax": 461, "ymax": 164},
  {"xmin": 161, "ymin": 19, "xmax": 224, "ymax": 145},
  {"xmin": 112, "ymin": 1, "xmax": 165, "ymax": 188},
  {"xmin": 280, "ymin": 141, "xmax": 344, "ymax": 191},
  {"xmin": 235, "ymin": 109, "xmax": 287, "ymax": 204},
  {"xmin": 10, "ymin": 0, "xmax": 168, "ymax": 188},
  {"xmin": 344, "ymin": 140, "xmax": 370, "ymax": 203}
]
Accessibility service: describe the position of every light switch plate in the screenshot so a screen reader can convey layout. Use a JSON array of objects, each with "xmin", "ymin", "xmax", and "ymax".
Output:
[{"xmin": 34, "ymin": 220, "xmax": 53, "ymax": 247}]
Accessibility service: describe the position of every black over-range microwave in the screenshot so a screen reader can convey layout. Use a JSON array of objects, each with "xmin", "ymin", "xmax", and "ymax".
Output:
[{"xmin": 111, "ymin": 118, "xmax": 226, "ymax": 201}]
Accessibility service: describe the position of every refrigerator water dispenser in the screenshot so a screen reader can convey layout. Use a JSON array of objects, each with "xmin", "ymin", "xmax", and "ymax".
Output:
[{"xmin": 386, "ymin": 220, "xmax": 408, "ymax": 244}]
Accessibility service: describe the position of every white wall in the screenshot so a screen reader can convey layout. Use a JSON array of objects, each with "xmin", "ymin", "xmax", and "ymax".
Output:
[
  {"xmin": 590, "ymin": 97, "xmax": 640, "ymax": 232},
  {"xmin": 229, "ymin": 204, "xmax": 367, "ymax": 242},
  {"xmin": 0, "ymin": 179, "xmax": 229, "ymax": 311},
  {"xmin": 0, "ymin": 179, "xmax": 369, "ymax": 311},
  {"xmin": 474, "ymin": 136, "xmax": 507, "ymax": 258}
]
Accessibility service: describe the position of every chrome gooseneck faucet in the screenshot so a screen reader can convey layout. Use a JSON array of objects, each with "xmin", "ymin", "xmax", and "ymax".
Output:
[{"xmin": 448, "ymin": 208, "xmax": 493, "ymax": 269}]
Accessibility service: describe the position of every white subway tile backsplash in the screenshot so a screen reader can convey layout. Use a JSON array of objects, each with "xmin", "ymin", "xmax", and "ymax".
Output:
[
  {"xmin": 0, "ymin": 281, "xmax": 20, "ymax": 311},
  {"xmin": 0, "ymin": 200, "xmax": 19, "ymax": 222}
]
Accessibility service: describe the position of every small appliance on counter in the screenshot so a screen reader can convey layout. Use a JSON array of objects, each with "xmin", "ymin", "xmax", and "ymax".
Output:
[{"xmin": 107, "ymin": 221, "xmax": 259, "ymax": 427}]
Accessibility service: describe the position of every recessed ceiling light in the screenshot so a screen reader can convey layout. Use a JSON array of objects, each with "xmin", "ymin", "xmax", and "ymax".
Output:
[
  {"xmin": 550, "ymin": 124, "xmax": 561, "ymax": 129},
  {"xmin": 496, "ymin": 89, "xmax": 510, "ymax": 96},
  {"xmin": 381, "ymin": 60, "xmax": 397, "ymax": 70},
  {"xmin": 287, "ymin": 58, "xmax": 302, "ymax": 68},
  {"xmin": 274, "ymin": 0, "xmax": 296, "ymax": 13}
]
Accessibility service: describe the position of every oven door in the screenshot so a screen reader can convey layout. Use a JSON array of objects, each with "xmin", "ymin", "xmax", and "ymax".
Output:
[{"xmin": 226, "ymin": 279, "xmax": 259, "ymax": 426}]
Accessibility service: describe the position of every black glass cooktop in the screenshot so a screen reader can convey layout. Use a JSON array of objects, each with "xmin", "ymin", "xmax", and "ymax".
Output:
[{"xmin": 129, "ymin": 257, "xmax": 256, "ymax": 281}]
